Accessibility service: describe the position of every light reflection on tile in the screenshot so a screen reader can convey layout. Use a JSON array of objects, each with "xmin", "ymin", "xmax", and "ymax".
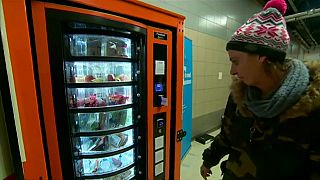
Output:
[{"xmin": 180, "ymin": 129, "xmax": 228, "ymax": 180}]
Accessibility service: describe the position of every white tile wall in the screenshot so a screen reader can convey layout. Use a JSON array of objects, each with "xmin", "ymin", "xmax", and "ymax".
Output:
[{"xmin": 187, "ymin": 28, "xmax": 231, "ymax": 117}]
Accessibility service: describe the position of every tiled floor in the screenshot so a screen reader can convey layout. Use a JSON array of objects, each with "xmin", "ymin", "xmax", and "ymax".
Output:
[{"xmin": 180, "ymin": 129, "xmax": 228, "ymax": 180}]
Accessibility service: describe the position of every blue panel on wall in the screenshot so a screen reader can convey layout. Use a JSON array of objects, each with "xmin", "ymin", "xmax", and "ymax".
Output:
[{"xmin": 181, "ymin": 37, "xmax": 193, "ymax": 159}]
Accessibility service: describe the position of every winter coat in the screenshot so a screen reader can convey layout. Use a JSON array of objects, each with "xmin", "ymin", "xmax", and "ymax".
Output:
[{"xmin": 202, "ymin": 61, "xmax": 320, "ymax": 180}]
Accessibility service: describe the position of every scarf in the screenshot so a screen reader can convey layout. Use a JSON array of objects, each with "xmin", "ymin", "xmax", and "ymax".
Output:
[{"xmin": 244, "ymin": 59, "xmax": 309, "ymax": 118}]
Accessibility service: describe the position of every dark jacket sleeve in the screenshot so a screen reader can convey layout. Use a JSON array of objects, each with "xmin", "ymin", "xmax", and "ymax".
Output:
[
  {"xmin": 310, "ymin": 144, "xmax": 320, "ymax": 180},
  {"xmin": 308, "ymin": 110, "xmax": 320, "ymax": 180},
  {"xmin": 202, "ymin": 94, "xmax": 236, "ymax": 168},
  {"xmin": 309, "ymin": 116, "xmax": 320, "ymax": 179}
]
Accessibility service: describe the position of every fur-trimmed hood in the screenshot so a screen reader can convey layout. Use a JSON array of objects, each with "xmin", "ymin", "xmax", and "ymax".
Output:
[{"xmin": 230, "ymin": 60, "xmax": 320, "ymax": 122}]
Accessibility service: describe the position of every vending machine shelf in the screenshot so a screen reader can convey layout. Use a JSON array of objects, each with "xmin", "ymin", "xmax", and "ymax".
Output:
[
  {"xmin": 68, "ymin": 86, "xmax": 134, "ymax": 109},
  {"xmin": 73, "ymin": 125, "xmax": 135, "ymax": 137},
  {"xmin": 69, "ymin": 104, "xmax": 135, "ymax": 113},
  {"xmin": 75, "ymin": 149, "xmax": 135, "ymax": 178},
  {"xmin": 79, "ymin": 164, "xmax": 136, "ymax": 179},
  {"xmin": 65, "ymin": 61, "xmax": 134, "ymax": 84},
  {"xmin": 65, "ymin": 56, "xmax": 136, "ymax": 62},
  {"xmin": 67, "ymin": 34, "xmax": 132, "ymax": 58},
  {"xmin": 74, "ymin": 144, "xmax": 136, "ymax": 159},
  {"xmin": 66, "ymin": 82, "xmax": 135, "ymax": 88}
]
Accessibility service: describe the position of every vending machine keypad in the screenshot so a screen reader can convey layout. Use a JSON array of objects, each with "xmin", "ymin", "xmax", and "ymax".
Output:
[{"xmin": 153, "ymin": 113, "xmax": 166, "ymax": 179}]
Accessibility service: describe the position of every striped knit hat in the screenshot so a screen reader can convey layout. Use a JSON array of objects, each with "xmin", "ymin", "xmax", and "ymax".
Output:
[{"xmin": 226, "ymin": 0, "xmax": 290, "ymax": 62}]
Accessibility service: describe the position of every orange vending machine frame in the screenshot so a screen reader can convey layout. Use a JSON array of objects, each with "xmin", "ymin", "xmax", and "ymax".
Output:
[{"xmin": 1, "ymin": 0, "xmax": 185, "ymax": 179}]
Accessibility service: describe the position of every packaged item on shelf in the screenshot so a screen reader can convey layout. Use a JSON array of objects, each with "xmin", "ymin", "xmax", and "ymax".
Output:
[
  {"xmin": 112, "ymin": 154, "xmax": 122, "ymax": 167},
  {"xmin": 107, "ymin": 38, "xmax": 128, "ymax": 57},
  {"xmin": 92, "ymin": 64, "xmax": 105, "ymax": 82},
  {"xmin": 112, "ymin": 158, "xmax": 122, "ymax": 168},
  {"xmin": 107, "ymin": 41, "xmax": 117, "ymax": 57},
  {"xmin": 75, "ymin": 76, "xmax": 85, "ymax": 83},
  {"xmin": 107, "ymin": 74, "xmax": 116, "ymax": 81},
  {"xmin": 79, "ymin": 137, "xmax": 94, "ymax": 151},
  {"xmin": 109, "ymin": 110, "xmax": 127, "ymax": 127},
  {"xmin": 73, "ymin": 112, "xmax": 108, "ymax": 132},
  {"xmin": 101, "ymin": 41, "xmax": 108, "ymax": 56},
  {"xmin": 84, "ymin": 75, "xmax": 95, "ymax": 82},
  {"xmin": 116, "ymin": 44, "xmax": 128, "ymax": 57},
  {"xmin": 76, "ymin": 94, "xmax": 107, "ymax": 107},
  {"xmin": 89, "ymin": 137, "xmax": 109, "ymax": 151},
  {"xmin": 85, "ymin": 94, "xmax": 99, "ymax": 107},
  {"xmin": 108, "ymin": 93, "xmax": 128, "ymax": 105},
  {"xmin": 115, "ymin": 74, "xmax": 129, "ymax": 82},
  {"xmin": 87, "ymin": 37, "xmax": 101, "ymax": 56},
  {"xmin": 105, "ymin": 62, "xmax": 132, "ymax": 82},
  {"xmin": 109, "ymin": 133, "xmax": 128, "ymax": 148},
  {"xmin": 78, "ymin": 113, "xmax": 100, "ymax": 131},
  {"xmin": 70, "ymin": 35, "xmax": 87, "ymax": 56},
  {"xmin": 83, "ymin": 158, "xmax": 104, "ymax": 174},
  {"xmin": 92, "ymin": 159, "xmax": 100, "ymax": 173},
  {"xmin": 98, "ymin": 112, "xmax": 108, "ymax": 130}
]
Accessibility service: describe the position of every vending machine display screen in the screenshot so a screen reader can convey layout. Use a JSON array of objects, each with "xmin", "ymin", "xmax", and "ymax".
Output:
[
  {"xmin": 155, "ymin": 83, "xmax": 164, "ymax": 92},
  {"xmin": 157, "ymin": 119, "xmax": 165, "ymax": 128}
]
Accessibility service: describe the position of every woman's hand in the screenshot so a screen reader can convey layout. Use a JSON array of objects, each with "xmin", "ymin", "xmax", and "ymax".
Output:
[{"xmin": 200, "ymin": 164, "xmax": 212, "ymax": 180}]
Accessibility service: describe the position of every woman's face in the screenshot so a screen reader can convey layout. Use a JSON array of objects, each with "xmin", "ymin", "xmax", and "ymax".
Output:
[{"xmin": 228, "ymin": 50, "xmax": 265, "ymax": 86}]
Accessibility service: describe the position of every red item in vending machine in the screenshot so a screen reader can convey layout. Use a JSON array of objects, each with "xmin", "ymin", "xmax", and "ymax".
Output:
[
  {"xmin": 109, "ymin": 93, "xmax": 128, "ymax": 105},
  {"xmin": 77, "ymin": 99, "xmax": 85, "ymax": 107},
  {"xmin": 85, "ymin": 75, "xmax": 95, "ymax": 82},
  {"xmin": 69, "ymin": 75, "xmax": 76, "ymax": 83},
  {"xmin": 107, "ymin": 74, "xmax": 115, "ymax": 81},
  {"xmin": 84, "ymin": 94, "xmax": 98, "ymax": 107},
  {"xmin": 82, "ymin": 94, "xmax": 106, "ymax": 107}
]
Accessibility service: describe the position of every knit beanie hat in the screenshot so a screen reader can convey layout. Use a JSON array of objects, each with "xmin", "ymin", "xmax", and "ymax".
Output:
[{"xmin": 226, "ymin": 0, "xmax": 290, "ymax": 62}]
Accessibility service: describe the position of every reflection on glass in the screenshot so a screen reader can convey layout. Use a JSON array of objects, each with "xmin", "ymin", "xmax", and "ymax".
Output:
[
  {"xmin": 85, "ymin": 167, "xmax": 135, "ymax": 180},
  {"xmin": 68, "ymin": 34, "xmax": 131, "ymax": 58},
  {"xmin": 65, "ymin": 61, "xmax": 132, "ymax": 83},
  {"xmin": 72, "ymin": 108, "xmax": 133, "ymax": 133},
  {"xmin": 75, "ymin": 149, "xmax": 134, "ymax": 177},
  {"xmin": 73, "ymin": 129, "xmax": 133, "ymax": 155},
  {"xmin": 84, "ymin": 167, "xmax": 135, "ymax": 180},
  {"xmin": 68, "ymin": 86, "xmax": 132, "ymax": 108},
  {"xmin": 68, "ymin": 22, "xmax": 132, "ymax": 36}
]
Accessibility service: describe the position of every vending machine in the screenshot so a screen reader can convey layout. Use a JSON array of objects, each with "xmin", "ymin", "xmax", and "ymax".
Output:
[
  {"xmin": 42, "ymin": 10, "xmax": 147, "ymax": 179},
  {"xmin": 11, "ymin": 0, "xmax": 186, "ymax": 179}
]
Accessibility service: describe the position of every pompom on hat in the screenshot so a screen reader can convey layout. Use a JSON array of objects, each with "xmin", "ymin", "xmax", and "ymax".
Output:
[{"xmin": 226, "ymin": 0, "xmax": 290, "ymax": 62}]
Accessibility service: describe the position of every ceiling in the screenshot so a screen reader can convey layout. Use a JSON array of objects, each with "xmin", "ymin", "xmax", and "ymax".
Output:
[{"xmin": 256, "ymin": 0, "xmax": 320, "ymax": 50}]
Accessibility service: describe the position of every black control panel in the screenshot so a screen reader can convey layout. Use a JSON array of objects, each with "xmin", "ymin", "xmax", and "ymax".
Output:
[
  {"xmin": 153, "ymin": 113, "xmax": 166, "ymax": 180},
  {"xmin": 153, "ymin": 43, "xmax": 167, "ymax": 107}
]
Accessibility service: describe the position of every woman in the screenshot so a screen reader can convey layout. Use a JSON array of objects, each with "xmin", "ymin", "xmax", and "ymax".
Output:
[{"xmin": 200, "ymin": 0, "xmax": 320, "ymax": 179}]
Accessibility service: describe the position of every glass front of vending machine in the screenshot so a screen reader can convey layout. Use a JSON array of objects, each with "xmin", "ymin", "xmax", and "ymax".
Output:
[{"xmin": 45, "ymin": 10, "xmax": 147, "ymax": 179}]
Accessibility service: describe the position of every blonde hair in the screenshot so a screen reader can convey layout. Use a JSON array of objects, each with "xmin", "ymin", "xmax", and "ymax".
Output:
[{"xmin": 263, "ymin": 58, "xmax": 291, "ymax": 83}]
